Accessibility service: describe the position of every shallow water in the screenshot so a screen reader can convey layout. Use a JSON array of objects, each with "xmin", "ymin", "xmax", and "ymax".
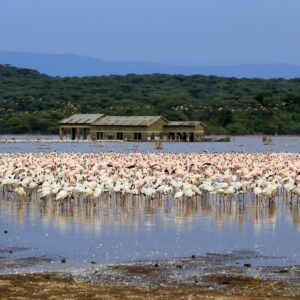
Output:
[
  {"xmin": 1, "ymin": 195, "xmax": 300, "ymax": 273},
  {"xmin": 1, "ymin": 135, "xmax": 300, "ymax": 153},
  {"xmin": 1, "ymin": 136, "xmax": 300, "ymax": 274}
]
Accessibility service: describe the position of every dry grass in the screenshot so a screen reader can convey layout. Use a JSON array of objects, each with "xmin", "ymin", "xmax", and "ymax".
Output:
[{"xmin": 0, "ymin": 273, "xmax": 298, "ymax": 300}]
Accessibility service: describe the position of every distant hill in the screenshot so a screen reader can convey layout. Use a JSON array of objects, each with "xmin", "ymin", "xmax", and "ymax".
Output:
[
  {"xmin": 1, "ymin": 64, "xmax": 300, "ymax": 135},
  {"xmin": 1, "ymin": 51, "xmax": 300, "ymax": 78}
]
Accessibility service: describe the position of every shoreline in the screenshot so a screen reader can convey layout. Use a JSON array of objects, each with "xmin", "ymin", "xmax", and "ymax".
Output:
[
  {"xmin": 0, "ymin": 273, "xmax": 293, "ymax": 299},
  {"xmin": 1, "ymin": 252, "xmax": 300, "ymax": 299}
]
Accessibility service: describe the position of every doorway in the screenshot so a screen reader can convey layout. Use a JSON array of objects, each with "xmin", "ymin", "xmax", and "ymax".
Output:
[
  {"xmin": 71, "ymin": 128, "xmax": 76, "ymax": 140},
  {"xmin": 168, "ymin": 132, "xmax": 175, "ymax": 141},
  {"xmin": 117, "ymin": 132, "xmax": 123, "ymax": 140},
  {"xmin": 97, "ymin": 132, "xmax": 103, "ymax": 140},
  {"xmin": 134, "ymin": 132, "xmax": 142, "ymax": 140}
]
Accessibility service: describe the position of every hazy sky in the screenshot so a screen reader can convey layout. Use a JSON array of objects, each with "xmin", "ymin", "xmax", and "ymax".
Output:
[{"xmin": 0, "ymin": 0, "xmax": 299, "ymax": 65}]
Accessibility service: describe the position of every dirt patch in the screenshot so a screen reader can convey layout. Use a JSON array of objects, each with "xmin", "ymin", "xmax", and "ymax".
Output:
[
  {"xmin": 0, "ymin": 272, "xmax": 299, "ymax": 300},
  {"xmin": 200, "ymin": 274, "xmax": 290, "ymax": 297},
  {"xmin": 1, "ymin": 251, "xmax": 300, "ymax": 299}
]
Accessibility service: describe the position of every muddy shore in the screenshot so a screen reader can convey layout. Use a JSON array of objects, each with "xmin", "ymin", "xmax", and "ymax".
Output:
[
  {"xmin": 0, "ymin": 271, "xmax": 297, "ymax": 300},
  {"xmin": 1, "ymin": 251, "xmax": 300, "ymax": 299}
]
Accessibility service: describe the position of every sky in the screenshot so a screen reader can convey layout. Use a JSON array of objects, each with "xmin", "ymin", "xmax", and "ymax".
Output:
[{"xmin": 0, "ymin": 0, "xmax": 300, "ymax": 65}]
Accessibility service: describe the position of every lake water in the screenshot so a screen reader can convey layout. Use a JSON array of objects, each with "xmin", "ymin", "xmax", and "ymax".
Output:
[
  {"xmin": 1, "ymin": 196, "xmax": 300, "ymax": 273},
  {"xmin": 1, "ymin": 136, "xmax": 300, "ymax": 274},
  {"xmin": 0, "ymin": 135, "xmax": 300, "ymax": 153}
]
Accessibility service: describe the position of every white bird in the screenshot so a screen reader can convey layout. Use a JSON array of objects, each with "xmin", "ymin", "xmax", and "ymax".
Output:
[
  {"xmin": 15, "ymin": 186, "xmax": 26, "ymax": 196},
  {"xmin": 56, "ymin": 190, "xmax": 69, "ymax": 201}
]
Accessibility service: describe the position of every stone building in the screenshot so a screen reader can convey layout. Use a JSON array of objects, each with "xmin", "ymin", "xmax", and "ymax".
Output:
[{"xmin": 59, "ymin": 114, "xmax": 205, "ymax": 141}]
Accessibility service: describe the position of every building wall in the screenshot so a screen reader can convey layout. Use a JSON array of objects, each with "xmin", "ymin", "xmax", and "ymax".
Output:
[
  {"xmin": 90, "ymin": 118, "xmax": 167, "ymax": 141},
  {"xmin": 194, "ymin": 124, "xmax": 205, "ymax": 141},
  {"xmin": 145, "ymin": 118, "xmax": 168, "ymax": 140},
  {"xmin": 59, "ymin": 124, "xmax": 92, "ymax": 139},
  {"xmin": 163, "ymin": 126, "xmax": 194, "ymax": 132},
  {"xmin": 163, "ymin": 124, "xmax": 205, "ymax": 141},
  {"xmin": 90, "ymin": 126, "xmax": 149, "ymax": 140}
]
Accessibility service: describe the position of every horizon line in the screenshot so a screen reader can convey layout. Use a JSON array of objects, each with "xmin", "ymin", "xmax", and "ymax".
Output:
[{"xmin": 0, "ymin": 50, "xmax": 297, "ymax": 68}]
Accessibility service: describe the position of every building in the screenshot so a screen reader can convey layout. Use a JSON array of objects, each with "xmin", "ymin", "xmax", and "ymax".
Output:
[
  {"xmin": 163, "ymin": 121, "xmax": 204, "ymax": 142},
  {"xmin": 59, "ymin": 114, "xmax": 104, "ymax": 140},
  {"xmin": 59, "ymin": 114, "xmax": 205, "ymax": 141},
  {"xmin": 91, "ymin": 115, "xmax": 167, "ymax": 141}
]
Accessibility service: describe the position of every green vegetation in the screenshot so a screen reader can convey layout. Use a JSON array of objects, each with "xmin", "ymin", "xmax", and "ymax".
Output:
[{"xmin": 1, "ymin": 64, "xmax": 300, "ymax": 135}]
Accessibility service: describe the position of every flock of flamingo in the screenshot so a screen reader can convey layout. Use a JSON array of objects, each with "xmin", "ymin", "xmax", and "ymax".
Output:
[
  {"xmin": 0, "ymin": 139, "xmax": 104, "ymax": 144},
  {"xmin": 1, "ymin": 152, "xmax": 300, "ymax": 202}
]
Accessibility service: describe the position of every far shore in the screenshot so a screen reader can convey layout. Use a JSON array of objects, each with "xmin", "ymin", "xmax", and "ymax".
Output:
[{"xmin": 1, "ymin": 134, "xmax": 300, "ymax": 137}]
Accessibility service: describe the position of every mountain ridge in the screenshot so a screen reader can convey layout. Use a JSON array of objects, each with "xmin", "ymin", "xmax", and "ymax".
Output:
[{"xmin": 0, "ymin": 51, "xmax": 300, "ymax": 78}]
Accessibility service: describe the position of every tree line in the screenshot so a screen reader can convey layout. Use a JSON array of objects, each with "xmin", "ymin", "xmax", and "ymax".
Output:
[{"xmin": 1, "ymin": 64, "xmax": 300, "ymax": 135}]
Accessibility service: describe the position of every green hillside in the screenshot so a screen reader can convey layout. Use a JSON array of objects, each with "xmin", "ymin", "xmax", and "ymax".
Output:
[{"xmin": 1, "ymin": 64, "xmax": 300, "ymax": 135}]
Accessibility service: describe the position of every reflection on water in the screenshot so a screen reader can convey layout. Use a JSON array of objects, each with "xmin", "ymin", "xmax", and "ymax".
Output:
[
  {"xmin": 0, "ymin": 197, "xmax": 288, "ymax": 231},
  {"xmin": 1, "ymin": 195, "xmax": 300, "ymax": 269}
]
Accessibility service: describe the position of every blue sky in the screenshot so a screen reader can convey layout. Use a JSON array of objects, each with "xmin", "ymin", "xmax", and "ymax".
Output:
[{"xmin": 0, "ymin": 0, "xmax": 299, "ymax": 65}]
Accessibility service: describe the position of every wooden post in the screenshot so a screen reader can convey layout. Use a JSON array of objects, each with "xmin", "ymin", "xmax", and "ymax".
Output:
[
  {"xmin": 59, "ymin": 127, "xmax": 64, "ymax": 140},
  {"xmin": 76, "ymin": 128, "xmax": 81, "ymax": 140}
]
